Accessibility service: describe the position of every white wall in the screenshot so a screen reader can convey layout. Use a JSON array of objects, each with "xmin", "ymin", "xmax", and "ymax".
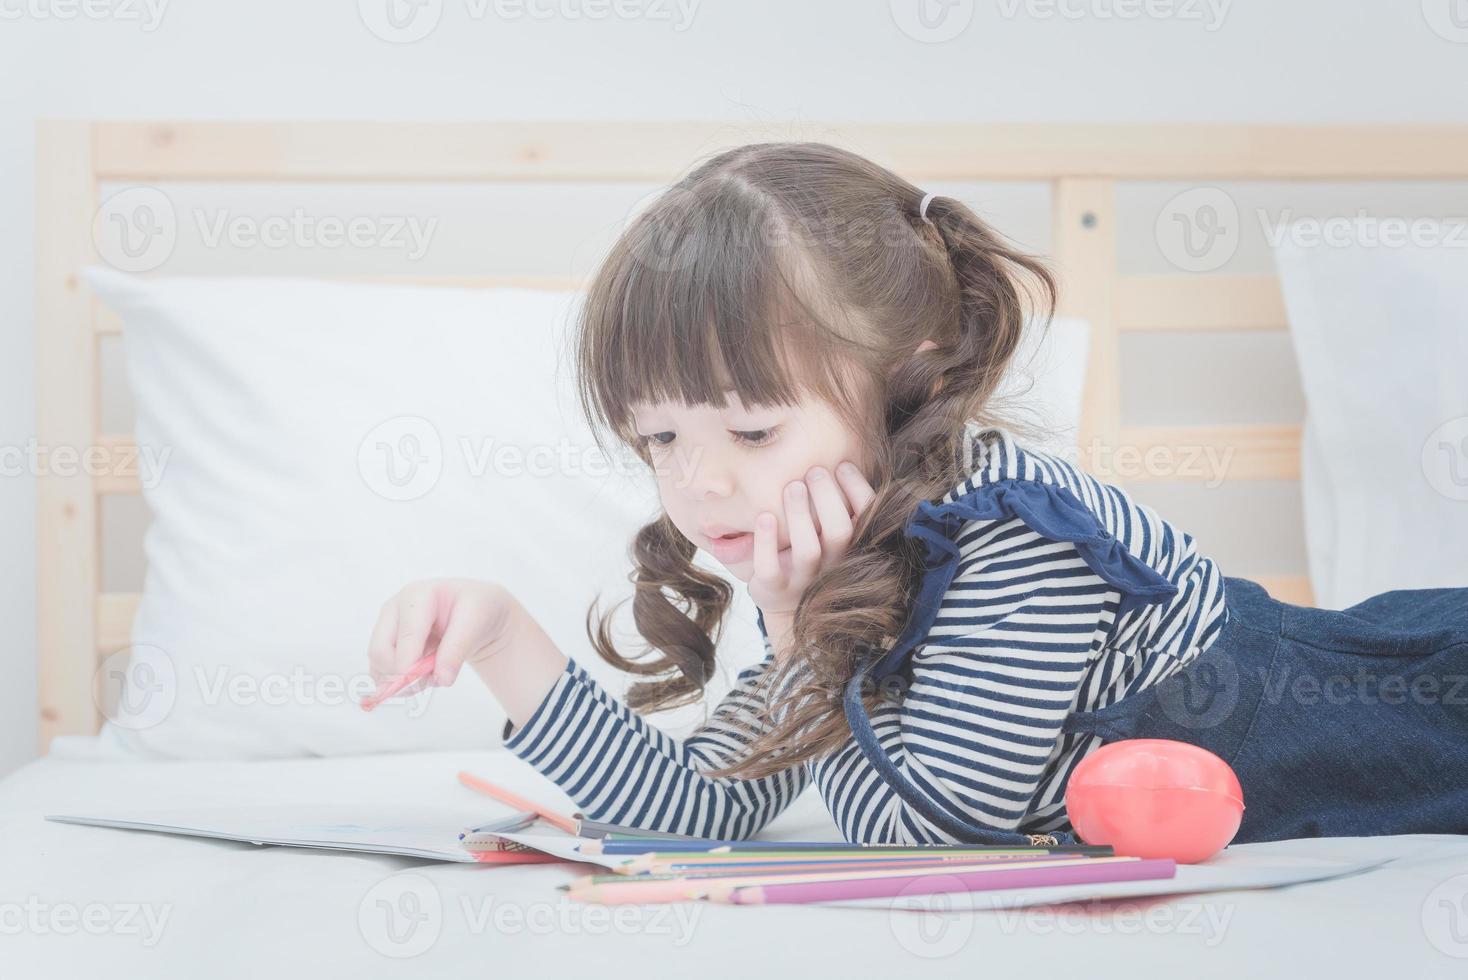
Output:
[{"xmin": 5, "ymin": 0, "xmax": 1467, "ymax": 777}]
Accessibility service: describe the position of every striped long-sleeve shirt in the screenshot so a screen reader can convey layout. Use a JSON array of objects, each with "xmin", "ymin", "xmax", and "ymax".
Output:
[{"xmin": 500, "ymin": 424, "xmax": 1230, "ymax": 843}]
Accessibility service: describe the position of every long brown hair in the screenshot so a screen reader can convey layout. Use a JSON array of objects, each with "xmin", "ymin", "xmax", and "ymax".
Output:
[{"xmin": 573, "ymin": 141, "xmax": 1057, "ymax": 779}]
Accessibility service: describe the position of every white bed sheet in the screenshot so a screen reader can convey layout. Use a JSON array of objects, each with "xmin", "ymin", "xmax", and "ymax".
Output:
[{"xmin": 3, "ymin": 745, "xmax": 1466, "ymax": 978}]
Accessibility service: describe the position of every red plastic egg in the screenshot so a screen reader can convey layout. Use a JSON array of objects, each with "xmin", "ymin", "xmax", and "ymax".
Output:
[{"xmin": 1065, "ymin": 738, "xmax": 1245, "ymax": 864}]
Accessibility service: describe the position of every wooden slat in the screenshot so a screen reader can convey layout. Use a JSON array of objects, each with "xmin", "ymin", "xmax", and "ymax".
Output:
[
  {"xmin": 37, "ymin": 120, "xmax": 102, "ymax": 751},
  {"xmin": 1054, "ymin": 179, "xmax": 1119, "ymax": 474},
  {"xmin": 1109, "ymin": 424, "xmax": 1302, "ymax": 482},
  {"xmin": 336, "ymin": 274, "xmax": 585, "ymax": 290},
  {"xmin": 1118, "ymin": 276, "xmax": 1288, "ymax": 332},
  {"xmin": 97, "ymin": 592, "xmax": 142, "ymax": 653},
  {"xmin": 92, "ymin": 274, "xmax": 586, "ymax": 336},
  {"xmin": 93, "ymin": 433, "xmax": 143, "ymax": 495},
  {"xmin": 92, "ymin": 121, "xmax": 1468, "ymax": 182},
  {"xmin": 95, "ymin": 121, "xmax": 744, "ymax": 182},
  {"xmin": 95, "ymin": 302, "xmax": 119, "ymax": 337}
]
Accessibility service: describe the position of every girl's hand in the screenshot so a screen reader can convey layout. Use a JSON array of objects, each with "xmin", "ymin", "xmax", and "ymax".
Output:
[
  {"xmin": 749, "ymin": 461, "xmax": 877, "ymax": 617},
  {"xmin": 367, "ymin": 578, "xmax": 516, "ymax": 698}
]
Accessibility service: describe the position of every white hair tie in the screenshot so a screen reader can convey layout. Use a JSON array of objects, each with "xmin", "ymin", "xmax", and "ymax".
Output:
[{"xmin": 919, "ymin": 191, "xmax": 938, "ymax": 226}]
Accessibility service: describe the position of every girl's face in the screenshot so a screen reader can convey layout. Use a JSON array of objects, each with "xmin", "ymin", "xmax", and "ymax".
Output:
[{"xmin": 630, "ymin": 388, "xmax": 870, "ymax": 582}]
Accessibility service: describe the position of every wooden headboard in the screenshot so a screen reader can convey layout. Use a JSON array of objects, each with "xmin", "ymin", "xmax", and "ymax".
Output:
[{"xmin": 36, "ymin": 119, "xmax": 1468, "ymax": 752}]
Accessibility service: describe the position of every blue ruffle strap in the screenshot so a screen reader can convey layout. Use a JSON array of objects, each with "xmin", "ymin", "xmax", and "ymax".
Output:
[
  {"xmin": 840, "ymin": 476, "xmax": 1179, "ymax": 846},
  {"xmin": 866, "ymin": 478, "xmax": 1179, "ymax": 682}
]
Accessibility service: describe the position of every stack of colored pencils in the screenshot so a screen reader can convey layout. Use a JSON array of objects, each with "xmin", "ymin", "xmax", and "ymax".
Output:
[{"xmin": 559, "ymin": 836, "xmax": 1176, "ymax": 906}]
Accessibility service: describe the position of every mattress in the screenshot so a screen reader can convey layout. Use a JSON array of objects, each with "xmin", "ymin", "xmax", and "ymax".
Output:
[{"xmin": 2, "ymin": 744, "xmax": 1465, "ymax": 978}]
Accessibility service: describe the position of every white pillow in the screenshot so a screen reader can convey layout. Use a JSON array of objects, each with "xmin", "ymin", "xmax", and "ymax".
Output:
[
  {"xmin": 994, "ymin": 316, "xmax": 1091, "ymax": 459},
  {"xmin": 1272, "ymin": 224, "xmax": 1468, "ymax": 609},
  {"xmin": 80, "ymin": 267, "xmax": 1092, "ymax": 760},
  {"xmin": 83, "ymin": 267, "xmax": 772, "ymax": 759}
]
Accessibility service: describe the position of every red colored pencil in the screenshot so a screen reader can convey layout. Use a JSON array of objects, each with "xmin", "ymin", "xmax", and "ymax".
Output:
[{"xmin": 360, "ymin": 653, "xmax": 436, "ymax": 711}]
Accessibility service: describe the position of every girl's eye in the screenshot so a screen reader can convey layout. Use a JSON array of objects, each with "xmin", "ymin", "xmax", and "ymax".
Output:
[
  {"xmin": 733, "ymin": 427, "xmax": 779, "ymax": 447},
  {"xmin": 641, "ymin": 427, "xmax": 780, "ymax": 450}
]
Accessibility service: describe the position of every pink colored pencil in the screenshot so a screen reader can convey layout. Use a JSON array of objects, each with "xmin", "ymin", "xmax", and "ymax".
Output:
[
  {"xmin": 568, "ymin": 879, "xmax": 716, "ymax": 904},
  {"xmin": 360, "ymin": 654, "xmax": 436, "ymax": 711},
  {"xmin": 715, "ymin": 857, "xmax": 1177, "ymax": 905}
]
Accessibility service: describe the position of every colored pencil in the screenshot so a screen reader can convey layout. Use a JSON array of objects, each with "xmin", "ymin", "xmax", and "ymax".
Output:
[
  {"xmin": 454, "ymin": 772, "xmax": 708, "ymax": 840},
  {"xmin": 456, "ymin": 771, "xmax": 580, "ymax": 835},
  {"xmin": 714, "ymin": 857, "xmax": 1178, "ymax": 905},
  {"xmin": 565, "ymin": 856, "xmax": 1149, "ymax": 905},
  {"xmin": 578, "ymin": 854, "xmax": 1076, "ymax": 883},
  {"xmin": 613, "ymin": 851, "xmax": 1074, "ymax": 876},
  {"xmin": 471, "ymin": 851, "xmax": 566, "ymax": 866},
  {"xmin": 359, "ymin": 653, "xmax": 436, "ymax": 711},
  {"xmin": 573, "ymin": 819, "xmax": 705, "ymax": 841},
  {"xmin": 458, "ymin": 810, "xmax": 539, "ymax": 841},
  {"xmin": 582, "ymin": 838, "xmax": 1113, "ymax": 856}
]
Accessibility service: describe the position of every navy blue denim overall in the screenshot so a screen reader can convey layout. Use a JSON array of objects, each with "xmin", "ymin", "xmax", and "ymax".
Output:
[
  {"xmin": 844, "ymin": 477, "xmax": 1468, "ymax": 849},
  {"xmin": 1059, "ymin": 575, "xmax": 1468, "ymax": 845}
]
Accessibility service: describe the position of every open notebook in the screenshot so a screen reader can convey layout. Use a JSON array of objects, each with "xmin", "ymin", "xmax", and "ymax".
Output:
[{"xmin": 45, "ymin": 804, "xmax": 597, "ymax": 865}]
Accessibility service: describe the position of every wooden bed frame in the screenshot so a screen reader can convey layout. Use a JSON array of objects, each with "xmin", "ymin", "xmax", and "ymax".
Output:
[{"xmin": 36, "ymin": 120, "xmax": 1468, "ymax": 752}]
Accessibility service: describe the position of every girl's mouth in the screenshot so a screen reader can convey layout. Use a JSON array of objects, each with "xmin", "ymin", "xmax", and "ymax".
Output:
[{"xmin": 706, "ymin": 530, "xmax": 754, "ymax": 563}]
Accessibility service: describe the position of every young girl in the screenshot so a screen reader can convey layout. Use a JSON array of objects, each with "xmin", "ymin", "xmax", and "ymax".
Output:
[{"xmin": 367, "ymin": 142, "xmax": 1468, "ymax": 847}]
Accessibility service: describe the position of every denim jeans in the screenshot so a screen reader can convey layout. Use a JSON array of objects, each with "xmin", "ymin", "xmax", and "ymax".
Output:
[{"xmin": 1061, "ymin": 575, "xmax": 1468, "ymax": 843}]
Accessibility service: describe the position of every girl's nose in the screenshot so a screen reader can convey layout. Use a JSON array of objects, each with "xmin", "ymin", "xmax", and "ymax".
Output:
[{"xmin": 675, "ymin": 447, "xmax": 735, "ymax": 499}]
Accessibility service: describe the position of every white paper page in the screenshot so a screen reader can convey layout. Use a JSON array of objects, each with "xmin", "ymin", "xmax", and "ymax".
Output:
[{"xmin": 46, "ymin": 803, "xmax": 528, "ymax": 863}]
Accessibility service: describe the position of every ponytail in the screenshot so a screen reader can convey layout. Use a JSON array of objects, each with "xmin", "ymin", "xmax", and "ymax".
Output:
[{"xmin": 882, "ymin": 191, "xmax": 1058, "ymax": 489}]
